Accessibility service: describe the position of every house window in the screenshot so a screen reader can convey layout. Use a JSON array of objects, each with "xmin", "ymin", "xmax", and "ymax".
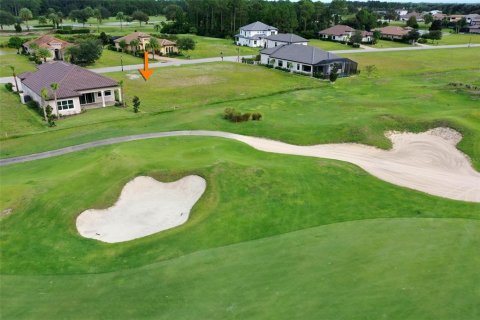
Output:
[
  {"xmin": 105, "ymin": 90, "xmax": 111, "ymax": 96},
  {"xmin": 254, "ymin": 40, "xmax": 257, "ymax": 45},
  {"xmin": 97, "ymin": 92, "xmax": 102, "ymax": 97},
  {"xmin": 297, "ymin": 64, "xmax": 300, "ymax": 71},
  {"xmin": 275, "ymin": 42, "xmax": 278, "ymax": 46},
  {"xmin": 302, "ymin": 65, "xmax": 312, "ymax": 72},
  {"xmin": 278, "ymin": 60, "xmax": 283, "ymax": 67},
  {"xmin": 57, "ymin": 99, "xmax": 74, "ymax": 110}
]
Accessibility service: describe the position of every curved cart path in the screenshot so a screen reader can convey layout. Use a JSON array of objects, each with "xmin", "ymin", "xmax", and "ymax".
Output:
[{"xmin": 1, "ymin": 128, "xmax": 479, "ymax": 203}]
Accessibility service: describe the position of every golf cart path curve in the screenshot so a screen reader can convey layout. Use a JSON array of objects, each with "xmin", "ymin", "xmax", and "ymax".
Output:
[{"xmin": 1, "ymin": 128, "xmax": 479, "ymax": 203}]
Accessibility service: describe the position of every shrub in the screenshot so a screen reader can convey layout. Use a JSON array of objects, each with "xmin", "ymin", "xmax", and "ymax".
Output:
[
  {"xmin": 352, "ymin": 43, "xmax": 360, "ymax": 48},
  {"xmin": 32, "ymin": 24, "xmax": 54, "ymax": 28},
  {"xmin": 26, "ymin": 100, "xmax": 44, "ymax": 117},
  {"xmin": 417, "ymin": 38, "xmax": 427, "ymax": 44},
  {"xmin": 56, "ymin": 29, "xmax": 90, "ymax": 34},
  {"xmin": 14, "ymin": 24, "xmax": 22, "ymax": 32},
  {"xmin": 224, "ymin": 108, "xmax": 259, "ymax": 123},
  {"xmin": 4, "ymin": 83, "xmax": 13, "ymax": 92},
  {"xmin": 251, "ymin": 112, "xmax": 262, "ymax": 121},
  {"xmin": 132, "ymin": 96, "xmax": 140, "ymax": 113}
]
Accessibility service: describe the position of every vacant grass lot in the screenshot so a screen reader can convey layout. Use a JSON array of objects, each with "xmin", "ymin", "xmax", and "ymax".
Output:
[
  {"xmin": 86, "ymin": 49, "xmax": 144, "ymax": 69},
  {"xmin": 433, "ymin": 33, "xmax": 480, "ymax": 45},
  {"xmin": 176, "ymin": 34, "xmax": 260, "ymax": 59},
  {"xmin": 308, "ymin": 39, "xmax": 356, "ymax": 51},
  {"xmin": 366, "ymin": 39, "xmax": 412, "ymax": 48}
]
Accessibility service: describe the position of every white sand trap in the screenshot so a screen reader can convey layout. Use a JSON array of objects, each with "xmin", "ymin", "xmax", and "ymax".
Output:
[
  {"xmin": 76, "ymin": 175, "xmax": 206, "ymax": 243},
  {"xmin": 219, "ymin": 127, "xmax": 479, "ymax": 202}
]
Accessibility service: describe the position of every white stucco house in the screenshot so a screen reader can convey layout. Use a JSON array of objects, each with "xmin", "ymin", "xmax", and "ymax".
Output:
[
  {"xmin": 18, "ymin": 62, "xmax": 121, "ymax": 116},
  {"xmin": 319, "ymin": 25, "xmax": 373, "ymax": 43},
  {"xmin": 265, "ymin": 33, "xmax": 308, "ymax": 48},
  {"xmin": 235, "ymin": 21, "xmax": 278, "ymax": 47},
  {"xmin": 260, "ymin": 44, "xmax": 358, "ymax": 78}
]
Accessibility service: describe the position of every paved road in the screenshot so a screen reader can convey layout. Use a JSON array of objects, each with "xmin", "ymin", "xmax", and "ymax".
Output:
[
  {"xmin": 1, "ymin": 129, "xmax": 478, "ymax": 203},
  {"xmin": 1, "ymin": 44, "xmax": 478, "ymax": 84}
]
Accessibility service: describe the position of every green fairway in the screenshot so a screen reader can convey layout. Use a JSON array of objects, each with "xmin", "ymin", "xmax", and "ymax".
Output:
[{"xmin": 1, "ymin": 215, "xmax": 479, "ymax": 319}]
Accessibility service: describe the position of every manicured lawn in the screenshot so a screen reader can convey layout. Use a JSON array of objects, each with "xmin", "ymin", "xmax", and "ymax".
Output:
[
  {"xmin": 308, "ymin": 39, "xmax": 357, "ymax": 51},
  {"xmin": 2, "ymin": 217, "xmax": 478, "ymax": 319},
  {"xmin": 0, "ymin": 89, "xmax": 45, "ymax": 137},
  {"xmin": 432, "ymin": 33, "xmax": 480, "ymax": 45},
  {"xmin": 365, "ymin": 39, "xmax": 412, "ymax": 48},
  {"xmin": 0, "ymin": 49, "xmax": 36, "ymax": 77},
  {"xmin": 176, "ymin": 34, "xmax": 259, "ymax": 59}
]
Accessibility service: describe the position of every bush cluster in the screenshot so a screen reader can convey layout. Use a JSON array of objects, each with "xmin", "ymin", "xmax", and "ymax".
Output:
[
  {"xmin": 274, "ymin": 66, "xmax": 290, "ymax": 72},
  {"xmin": 224, "ymin": 108, "xmax": 262, "ymax": 123},
  {"xmin": 4, "ymin": 83, "xmax": 13, "ymax": 92},
  {"xmin": 56, "ymin": 29, "xmax": 90, "ymax": 34},
  {"xmin": 448, "ymin": 82, "xmax": 479, "ymax": 90}
]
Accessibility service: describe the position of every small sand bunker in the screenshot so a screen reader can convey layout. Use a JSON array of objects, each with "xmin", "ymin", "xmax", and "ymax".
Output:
[
  {"xmin": 76, "ymin": 175, "xmax": 206, "ymax": 243},
  {"xmin": 126, "ymin": 73, "xmax": 140, "ymax": 80}
]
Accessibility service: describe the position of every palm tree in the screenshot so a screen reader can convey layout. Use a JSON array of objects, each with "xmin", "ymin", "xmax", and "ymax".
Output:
[
  {"xmin": 50, "ymin": 82, "xmax": 60, "ymax": 117},
  {"xmin": 129, "ymin": 39, "xmax": 140, "ymax": 55},
  {"xmin": 149, "ymin": 37, "xmax": 159, "ymax": 59},
  {"xmin": 94, "ymin": 8, "xmax": 102, "ymax": 33},
  {"xmin": 37, "ymin": 48, "xmax": 52, "ymax": 62},
  {"xmin": 116, "ymin": 12, "xmax": 124, "ymax": 30},
  {"xmin": 19, "ymin": 8, "xmax": 33, "ymax": 31},
  {"xmin": 9, "ymin": 65, "xmax": 19, "ymax": 94},
  {"xmin": 119, "ymin": 40, "xmax": 128, "ymax": 53},
  {"xmin": 40, "ymin": 87, "xmax": 49, "ymax": 122}
]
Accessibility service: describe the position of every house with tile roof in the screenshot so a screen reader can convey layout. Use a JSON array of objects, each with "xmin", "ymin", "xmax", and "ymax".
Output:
[
  {"xmin": 260, "ymin": 44, "xmax": 357, "ymax": 78},
  {"xmin": 22, "ymin": 35, "xmax": 73, "ymax": 61},
  {"xmin": 114, "ymin": 32, "xmax": 178, "ymax": 55},
  {"xmin": 265, "ymin": 33, "xmax": 308, "ymax": 48},
  {"xmin": 18, "ymin": 62, "xmax": 121, "ymax": 116},
  {"xmin": 374, "ymin": 26, "xmax": 412, "ymax": 40},
  {"xmin": 319, "ymin": 25, "xmax": 373, "ymax": 43},
  {"xmin": 235, "ymin": 21, "xmax": 278, "ymax": 47}
]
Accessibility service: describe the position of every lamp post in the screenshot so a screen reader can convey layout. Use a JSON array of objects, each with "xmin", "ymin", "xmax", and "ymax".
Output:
[
  {"xmin": 121, "ymin": 55, "xmax": 124, "ymax": 72},
  {"xmin": 237, "ymin": 47, "xmax": 240, "ymax": 62},
  {"xmin": 220, "ymin": 51, "xmax": 224, "ymax": 61}
]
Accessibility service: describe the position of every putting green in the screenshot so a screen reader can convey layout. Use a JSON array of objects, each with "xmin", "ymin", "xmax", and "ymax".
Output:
[{"xmin": 2, "ymin": 218, "xmax": 479, "ymax": 319}]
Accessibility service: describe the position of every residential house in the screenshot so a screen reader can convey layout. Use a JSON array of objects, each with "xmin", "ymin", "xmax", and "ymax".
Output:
[
  {"xmin": 114, "ymin": 32, "xmax": 178, "ymax": 54},
  {"xmin": 447, "ymin": 15, "xmax": 465, "ymax": 23},
  {"xmin": 374, "ymin": 26, "xmax": 411, "ymax": 40},
  {"xmin": 235, "ymin": 21, "xmax": 278, "ymax": 47},
  {"xmin": 265, "ymin": 33, "xmax": 308, "ymax": 48},
  {"xmin": 400, "ymin": 11, "xmax": 424, "ymax": 22},
  {"xmin": 395, "ymin": 9, "xmax": 408, "ymax": 16},
  {"xmin": 260, "ymin": 44, "xmax": 357, "ymax": 78},
  {"xmin": 22, "ymin": 35, "xmax": 72, "ymax": 61},
  {"xmin": 467, "ymin": 19, "xmax": 480, "ymax": 34},
  {"xmin": 319, "ymin": 25, "xmax": 373, "ymax": 43},
  {"xmin": 18, "ymin": 62, "xmax": 121, "ymax": 116},
  {"xmin": 466, "ymin": 14, "xmax": 480, "ymax": 24},
  {"xmin": 114, "ymin": 32, "xmax": 151, "ymax": 51}
]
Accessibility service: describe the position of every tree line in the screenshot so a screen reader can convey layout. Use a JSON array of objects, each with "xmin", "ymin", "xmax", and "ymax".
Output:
[{"xmin": 1, "ymin": 0, "xmax": 479, "ymax": 37}]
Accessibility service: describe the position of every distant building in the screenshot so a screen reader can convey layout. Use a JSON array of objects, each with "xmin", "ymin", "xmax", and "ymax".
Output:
[
  {"xmin": 22, "ymin": 35, "xmax": 72, "ymax": 61},
  {"xmin": 265, "ymin": 33, "xmax": 308, "ymax": 48},
  {"xmin": 466, "ymin": 14, "xmax": 480, "ymax": 24},
  {"xmin": 260, "ymin": 44, "xmax": 357, "ymax": 78},
  {"xmin": 374, "ymin": 26, "xmax": 411, "ymax": 40},
  {"xmin": 18, "ymin": 62, "xmax": 121, "ymax": 116},
  {"xmin": 114, "ymin": 32, "xmax": 178, "ymax": 55},
  {"xmin": 235, "ymin": 21, "xmax": 278, "ymax": 47},
  {"xmin": 319, "ymin": 25, "xmax": 373, "ymax": 43},
  {"xmin": 400, "ymin": 12, "xmax": 424, "ymax": 22},
  {"xmin": 395, "ymin": 9, "xmax": 408, "ymax": 16}
]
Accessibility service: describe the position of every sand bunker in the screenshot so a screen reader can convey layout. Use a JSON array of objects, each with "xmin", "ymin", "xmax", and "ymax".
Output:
[
  {"xmin": 76, "ymin": 175, "xmax": 206, "ymax": 243},
  {"xmin": 222, "ymin": 127, "xmax": 480, "ymax": 202}
]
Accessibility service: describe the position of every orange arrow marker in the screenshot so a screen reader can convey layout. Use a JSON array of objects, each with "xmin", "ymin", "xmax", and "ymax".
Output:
[{"xmin": 139, "ymin": 51, "xmax": 153, "ymax": 81}]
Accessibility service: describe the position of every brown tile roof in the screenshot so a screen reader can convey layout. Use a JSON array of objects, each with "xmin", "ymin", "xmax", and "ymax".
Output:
[
  {"xmin": 114, "ymin": 32, "xmax": 150, "ymax": 44},
  {"xmin": 158, "ymin": 38, "xmax": 176, "ymax": 46},
  {"xmin": 19, "ymin": 62, "xmax": 118, "ymax": 100},
  {"xmin": 375, "ymin": 26, "xmax": 410, "ymax": 37},
  {"xmin": 319, "ymin": 25, "xmax": 355, "ymax": 36},
  {"xmin": 23, "ymin": 35, "xmax": 72, "ymax": 50}
]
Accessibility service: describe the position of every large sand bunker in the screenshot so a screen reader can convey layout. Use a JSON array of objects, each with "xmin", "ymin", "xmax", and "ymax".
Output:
[{"xmin": 76, "ymin": 175, "xmax": 206, "ymax": 243}]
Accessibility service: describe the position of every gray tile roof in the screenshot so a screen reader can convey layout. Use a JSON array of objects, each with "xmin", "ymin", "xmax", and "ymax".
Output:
[
  {"xmin": 261, "ymin": 44, "xmax": 348, "ymax": 65},
  {"xmin": 265, "ymin": 33, "xmax": 308, "ymax": 43},
  {"xmin": 19, "ymin": 61, "xmax": 118, "ymax": 100},
  {"xmin": 240, "ymin": 21, "xmax": 277, "ymax": 31}
]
